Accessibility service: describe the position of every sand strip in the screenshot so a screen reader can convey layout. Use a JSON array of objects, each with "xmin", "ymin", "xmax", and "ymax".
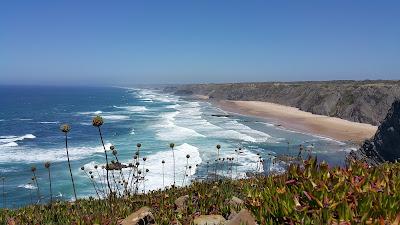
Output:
[{"xmin": 216, "ymin": 100, "xmax": 377, "ymax": 143}]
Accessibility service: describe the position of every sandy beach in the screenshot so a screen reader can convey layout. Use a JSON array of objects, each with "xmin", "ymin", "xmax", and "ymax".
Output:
[{"xmin": 216, "ymin": 100, "xmax": 378, "ymax": 143}]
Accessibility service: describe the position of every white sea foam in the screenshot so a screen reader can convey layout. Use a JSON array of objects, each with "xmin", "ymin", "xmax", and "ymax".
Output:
[
  {"xmin": 78, "ymin": 111, "xmax": 103, "ymax": 115},
  {"xmin": 18, "ymin": 184, "xmax": 37, "ymax": 190},
  {"xmin": 165, "ymin": 104, "xmax": 180, "ymax": 109},
  {"xmin": 274, "ymin": 125, "xmax": 346, "ymax": 145},
  {"xmin": 140, "ymin": 98, "xmax": 153, "ymax": 103},
  {"xmin": 0, "ymin": 143, "xmax": 112, "ymax": 163},
  {"xmin": 153, "ymin": 111, "xmax": 205, "ymax": 141},
  {"xmin": 0, "ymin": 167, "xmax": 19, "ymax": 173},
  {"xmin": 38, "ymin": 121, "xmax": 60, "ymax": 124},
  {"xmin": 0, "ymin": 142, "xmax": 18, "ymax": 147},
  {"xmin": 145, "ymin": 143, "xmax": 202, "ymax": 190},
  {"xmin": 136, "ymin": 89, "xmax": 179, "ymax": 103},
  {"xmin": 255, "ymin": 121, "xmax": 275, "ymax": 127},
  {"xmin": 217, "ymin": 120, "xmax": 274, "ymax": 143},
  {"xmin": 80, "ymin": 143, "xmax": 202, "ymax": 192},
  {"xmin": 154, "ymin": 100, "xmax": 277, "ymax": 143},
  {"xmin": 0, "ymin": 134, "xmax": 36, "ymax": 148},
  {"xmin": 113, "ymin": 105, "xmax": 148, "ymax": 112},
  {"xmin": 102, "ymin": 115, "xmax": 130, "ymax": 121}
]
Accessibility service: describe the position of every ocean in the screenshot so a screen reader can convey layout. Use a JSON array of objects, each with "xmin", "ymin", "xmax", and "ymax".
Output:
[{"xmin": 0, "ymin": 86, "xmax": 353, "ymax": 208}]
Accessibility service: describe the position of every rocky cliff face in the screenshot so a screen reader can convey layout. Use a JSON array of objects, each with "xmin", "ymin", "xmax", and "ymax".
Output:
[
  {"xmin": 165, "ymin": 80, "xmax": 400, "ymax": 125},
  {"xmin": 348, "ymin": 100, "xmax": 400, "ymax": 165}
]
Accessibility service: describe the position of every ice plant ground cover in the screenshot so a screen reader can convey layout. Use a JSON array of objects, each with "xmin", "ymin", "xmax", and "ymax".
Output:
[{"xmin": 1, "ymin": 157, "xmax": 399, "ymax": 224}]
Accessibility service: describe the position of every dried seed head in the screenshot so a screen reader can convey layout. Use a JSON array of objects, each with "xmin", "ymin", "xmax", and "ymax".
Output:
[
  {"xmin": 89, "ymin": 171, "xmax": 92, "ymax": 174},
  {"xmin": 92, "ymin": 115, "xmax": 104, "ymax": 127},
  {"xmin": 136, "ymin": 162, "xmax": 140, "ymax": 166},
  {"xmin": 162, "ymin": 160, "xmax": 165, "ymax": 164},
  {"xmin": 110, "ymin": 145, "xmax": 115, "ymax": 150},
  {"xmin": 94, "ymin": 165, "xmax": 98, "ymax": 169},
  {"xmin": 60, "ymin": 124, "xmax": 71, "ymax": 133},
  {"xmin": 136, "ymin": 143, "xmax": 142, "ymax": 148},
  {"xmin": 90, "ymin": 175, "xmax": 94, "ymax": 179},
  {"xmin": 81, "ymin": 166, "xmax": 85, "ymax": 170},
  {"xmin": 31, "ymin": 166, "xmax": 36, "ymax": 172},
  {"xmin": 112, "ymin": 150, "xmax": 117, "ymax": 156},
  {"xmin": 44, "ymin": 162, "xmax": 51, "ymax": 169},
  {"xmin": 186, "ymin": 154, "xmax": 190, "ymax": 159},
  {"xmin": 143, "ymin": 157, "xmax": 147, "ymax": 161},
  {"xmin": 146, "ymin": 169, "xmax": 149, "ymax": 172},
  {"xmin": 169, "ymin": 143, "xmax": 175, "ymax": 149},
  {"xmin": 216, "ymin": 144, "xmax": 221, "ymax": 149}
]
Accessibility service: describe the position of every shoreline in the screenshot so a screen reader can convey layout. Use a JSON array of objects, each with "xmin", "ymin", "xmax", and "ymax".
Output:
[{"xmin": 212, "ymin": 100, "xmax": 377, "ymax": 144}]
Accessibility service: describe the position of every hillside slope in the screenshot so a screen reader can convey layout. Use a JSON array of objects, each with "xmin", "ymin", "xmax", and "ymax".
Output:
[{"xmin": 165, "ymin": 80, "xmax": 400, "ymax": 125}]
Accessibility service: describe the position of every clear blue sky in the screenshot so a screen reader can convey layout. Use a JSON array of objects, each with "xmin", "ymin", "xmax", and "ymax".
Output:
[{"xmin": 0, "ymin": 1, "xmax": 399, "ymax": 85}]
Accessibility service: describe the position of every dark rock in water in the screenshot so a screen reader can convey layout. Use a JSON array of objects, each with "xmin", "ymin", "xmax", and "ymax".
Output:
[
  {"xmin": 174, "ymin": 90, "xmax": 193, "ymax": 95},
  {"xmin": 348, "ymin": 100, "xmax": 400, "ymax": 165},
  {"xmin": 211, "ymin": 114, "xmax": 232, "ymax": 118}
]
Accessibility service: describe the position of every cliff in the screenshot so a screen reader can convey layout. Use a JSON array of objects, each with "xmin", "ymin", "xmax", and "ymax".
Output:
[
  {"xmin": 165, "ymin": 80, "xmax": 400, "ymax": 126},
  {"xmin": 348, "ymin": 100, "xmax": 400, "ymax": 165}
]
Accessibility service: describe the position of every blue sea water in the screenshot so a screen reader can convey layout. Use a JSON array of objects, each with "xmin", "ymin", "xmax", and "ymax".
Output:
[{"xmin": 0, "ymin": 86, "xmax": 354, "ymax": 208}]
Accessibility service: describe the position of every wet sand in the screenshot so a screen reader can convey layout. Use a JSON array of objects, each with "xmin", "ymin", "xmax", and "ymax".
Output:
[{"xmin": 216, "ymin": 100, "xmax": 377, "ymax": 143}]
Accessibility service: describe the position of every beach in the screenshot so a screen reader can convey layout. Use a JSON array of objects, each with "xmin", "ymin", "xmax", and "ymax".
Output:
[{"xmin": 216, "ymin": 100, "xmax": 378, "ymax": 143}]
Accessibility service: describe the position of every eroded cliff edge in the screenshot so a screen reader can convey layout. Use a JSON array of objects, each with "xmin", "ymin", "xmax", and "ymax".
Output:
[
  {"xmin": 165, "ymin": 80, "xmax": 400, "ymax": 126},
  {"xmin": 348, "ymin": 100, "xmax": 400, "ymax": 165}
]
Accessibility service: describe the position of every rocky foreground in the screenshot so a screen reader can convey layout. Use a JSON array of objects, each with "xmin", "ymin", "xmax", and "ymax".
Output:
[{"xmin": 164, "ymin": 80, "xmax": 400, "ymax": 126}]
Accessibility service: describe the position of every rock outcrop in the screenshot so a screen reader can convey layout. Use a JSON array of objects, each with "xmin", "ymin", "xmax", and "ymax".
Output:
[
  {"xmin": 348, "ymin": 100, "xmax": 400, "ymax": 164},
  {"xmin": 193, "ymin": 215, "xmax": 226, "ymax": 225},
  {"xmin": 120, "ymin": 206, "xmax": 156, "ymax": 225},
  {"xmin": 165, "ymin": 80, "xmax": 400, "ymax": 126}
]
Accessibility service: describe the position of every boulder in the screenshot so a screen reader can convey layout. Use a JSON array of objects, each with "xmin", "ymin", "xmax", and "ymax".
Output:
[
  {"xmin": 193, "ymin": 215, "xmax": 226, "ymax": 225},
  {"xmin": 174, "ymin": 195, "xmax": 189, "ymax": 212},
  {"xmin": 227, "ymin": 196, "xmax": 244, "ymax": 207},
  {"xmin": 226, "ymin": 209, "xmax": 257, "ymax": 225},
  {"xmin": 120, "ymin": 206, "xmax": 156, "ymax": 225}
]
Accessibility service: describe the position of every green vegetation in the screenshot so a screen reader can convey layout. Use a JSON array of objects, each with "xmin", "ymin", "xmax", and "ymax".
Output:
[{"xmin": 1, "ymin": 158, "xmax": 400, "ymax": 224}]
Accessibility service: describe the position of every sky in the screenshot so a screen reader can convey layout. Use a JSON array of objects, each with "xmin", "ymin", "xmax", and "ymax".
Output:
[{"xmin": 0, "ymin": 1, "xmax": 399, "ymax": 85}]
